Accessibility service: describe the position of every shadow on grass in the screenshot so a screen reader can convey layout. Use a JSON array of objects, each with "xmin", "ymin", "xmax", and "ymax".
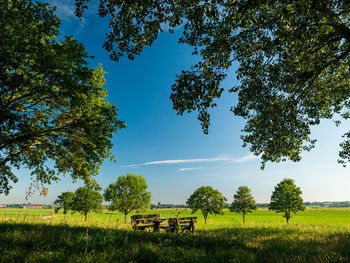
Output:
[
  {"xmin": 197, "ymin": 226, "xmax": 350, "ymax": 262},
  {"xmin": 1, "ymin": 222, "xmax": 350, "ymax": 262}
]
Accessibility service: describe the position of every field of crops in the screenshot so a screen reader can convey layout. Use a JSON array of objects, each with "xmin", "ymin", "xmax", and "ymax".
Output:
[{"xmin": 1, "ymin": 208, "xmax": 350, "ymax": 262}]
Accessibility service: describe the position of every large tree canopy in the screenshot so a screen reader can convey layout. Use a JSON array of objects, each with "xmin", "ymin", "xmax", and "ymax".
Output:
[
  {"xmin": 187, "ymin": 186, "xmax": 227, "ymax": 224},
  {"xmin": 269, "ymin": 178, "xmax": 305, "ymax": 224},
  {"xmin": 104, "ymin": 173, "xmax": 151, "ymax": 223},
  {"xmin": 230, "ymin": 186, "xmax": 257, "ymax": 223},
  {"xmin": 72, "ymin": 186, "xmax": 103, "ymax": 221},
  {"xmin": 54, "ymin": 191, "xmax": 74, "ymax": 220},
  {"xmin": 75, "ymin": 0, "xmax": 350, "ymax": 168},
  {"xmin": 0, "ymin": 0, "xmax": 125, "ymax": 195}
]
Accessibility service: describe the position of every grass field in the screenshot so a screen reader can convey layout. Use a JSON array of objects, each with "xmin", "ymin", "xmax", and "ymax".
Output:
[{"xmin": 1, "ymin": 208, "xmax": 350, "ymax": 262}]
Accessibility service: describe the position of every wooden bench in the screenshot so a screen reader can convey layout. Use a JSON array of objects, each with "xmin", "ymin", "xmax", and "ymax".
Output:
[
  {"xmin": 131, "ymin": 214, "xmax": 160, "ymax": 230},
  {"xmin": 131, "ymin": 214, "xmax": 197, "ymax": 234},
  {"xmin": 165, "ymin": 217, "xmax": 197, "ymax": 234}
]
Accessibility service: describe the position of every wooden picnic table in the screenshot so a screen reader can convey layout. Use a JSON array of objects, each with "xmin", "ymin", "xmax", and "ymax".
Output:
[{"xmin": 131, "ymin": 214, "xmax": 197, "ymax": 234}]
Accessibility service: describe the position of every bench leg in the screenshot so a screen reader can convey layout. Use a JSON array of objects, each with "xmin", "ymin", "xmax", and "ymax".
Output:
[
  {"xmin": 190, "ymin": 219, "xmax": 195, "ymax": 235},
  {"xmin": 170, "ymin": 225, "xmax": 177, "ymax": 233},
  {"xmin": 153, "ymin": 221, "xmax": 160, "ymax": 232}
]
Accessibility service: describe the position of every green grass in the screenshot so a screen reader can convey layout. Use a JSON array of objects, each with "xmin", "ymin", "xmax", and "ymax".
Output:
[
  {"xmin": 1, "ymin": 208, "xmax": 350, "ymax": 262},
  {"xmin": 3, "ymin": 207, "xmax": 349, "ymax": 226},
  {"xmin": 0, "ymin": 208, "xmax": 55, "ymax": 218}
]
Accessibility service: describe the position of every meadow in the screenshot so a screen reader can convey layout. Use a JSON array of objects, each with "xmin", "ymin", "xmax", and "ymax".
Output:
[{"xmin": 1, "ymin": 208, "xmax": 350, "ymax": 262}]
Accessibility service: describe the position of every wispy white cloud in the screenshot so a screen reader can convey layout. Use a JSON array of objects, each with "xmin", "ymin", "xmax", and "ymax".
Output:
[
  {"xmin": 123, "ymin": 156, "xmax": 230, "ymax": 168},
  {"xmin": 202, "ymin": 174, "xmax": 216, "ymax": 177},
  {"xmin": 241, "ymin": 170, "xmax": 254, "ymax": 174},
  {"xmin": 233, "ymin": 154, "xmax": 259, "ymax": 163},
  {"xmin": 50, "ymin": 0, "xmax": 87, "ymax": 35},
  {"xmin": 123, "ymin": 154, "xmax": 259, "ymax": 168},
  {"xmin": 178, "ymin": 167, "xmax": 205, "ymax": 172},
  {"xmin": 51, "ymin": 0, "xmax": 77, "ymax": 22}
]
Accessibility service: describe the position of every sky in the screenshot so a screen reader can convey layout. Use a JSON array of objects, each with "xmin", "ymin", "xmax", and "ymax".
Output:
[{"xmin": 1, "ymin": 0, "xmax": 350, "ymax": 205}]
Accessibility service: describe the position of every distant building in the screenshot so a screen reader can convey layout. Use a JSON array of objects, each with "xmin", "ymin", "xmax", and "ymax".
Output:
[
  {"xmin": 0, "ymin": 204, "xmax": 6, "ymax": 208},
  {"xmin": 23, "ymin": 205, "xmax": 42, "ymax": 209}
]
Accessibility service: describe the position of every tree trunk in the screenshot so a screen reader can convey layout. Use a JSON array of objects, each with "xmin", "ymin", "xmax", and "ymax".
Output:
[
  {"xmin": 243, "ymin": 213, "xmax": 245, "ymax": 224},
  {"xmin": 124, "ymin": 213, "xmax": 127, "ymax": 224},
  {"xmin": 204, "ymin": 216, "xmax": 207, "ymax": 224},
  {"xmin": 85, "ymin": 213, "xmax": 88, "ymax": 222},
  {"xmin": 285, "ymin": 210, "xmax": 289, "ymax": 224}
]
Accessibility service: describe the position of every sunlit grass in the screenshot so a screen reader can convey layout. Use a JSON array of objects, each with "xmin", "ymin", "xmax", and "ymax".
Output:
[{"xmin": 1, "ymin": 208, "xmax": 350, "ymax": 262}]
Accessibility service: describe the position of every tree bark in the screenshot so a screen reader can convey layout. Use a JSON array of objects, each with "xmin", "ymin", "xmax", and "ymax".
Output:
[
  {"xmin": 243, "ymin": 213, "xmax": 245, "ymax": 224},
  {"xmin": 85, "ymin": 213, "xmax": 88, "ymax": 222},
  {"xmin": 204, "ymin": 216, "xmax": 207, "ymax": 224},
  {"xmin": 285, "ymin": 210, "xmax": 289, "ymax": 224},
  {"xmin": 124, "ymin": 213, "xmax": 127, "ymax": 224}
]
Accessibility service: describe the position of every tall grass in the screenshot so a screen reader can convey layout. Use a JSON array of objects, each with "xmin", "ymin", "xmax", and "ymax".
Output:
[{"xmin": 1, "ymin": 208, "xmax": 350, "ymax": 262}]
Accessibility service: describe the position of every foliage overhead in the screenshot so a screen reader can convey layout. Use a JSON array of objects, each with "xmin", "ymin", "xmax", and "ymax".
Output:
[
  {"xmin": 75, "ymin": 0, "xmax": 350, "ymax": 168},
  {"xmin": 269, "ymin": 178, "xmax": 305, "ymax": 223},
  {"xmin": 230, "ymin": 186, "xmax": 257, "ymax": 223},
  {"xmin": 104, "ymin": 173, "xmax": 151, "ymax": 223},
  {"xmin": 72, "ymin": 186, "xmax": 103, "ymax": 221},
  {"xmin": 0, "ymin": 0, "xmax": 125, "ymax": 195},
  {"xmin": 54, "ymin": 191, "xmax": 74, "ymax": 215},
  {"xmin": 187, "ymin": 186, "xmax": 227, "ymax": 224}
]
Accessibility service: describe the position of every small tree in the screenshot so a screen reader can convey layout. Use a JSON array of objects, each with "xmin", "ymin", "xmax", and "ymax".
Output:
[
  {"xmin": 73, "ymin": 186, "xmax": 103, "ymax": 221},
  {"xmin": 186, "ymin": 186, "xmax": 227, "ymax": 224},
  {"xmin": 104, "ymin": 173, "xmax": 151, "ymax": 223},
  {"xmin": 54, "ymin": 191, "xmax": 74, "ymax": 221},
  {"xmin": 230, "ymin": 186, "xmax": 257, "ymax": 223},
  {"xmin": 269, "ymin": 178, "xmax": 305, "ymax": 224}
]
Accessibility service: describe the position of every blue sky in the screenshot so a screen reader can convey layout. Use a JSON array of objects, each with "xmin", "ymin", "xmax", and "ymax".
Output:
[{"xmin": 1, "ymin": 0, "xmax": 350, "ymax": 204}]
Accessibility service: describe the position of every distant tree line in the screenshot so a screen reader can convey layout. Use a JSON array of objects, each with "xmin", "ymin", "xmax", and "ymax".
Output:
[
  {"xmin": 184, "ymin": 178, "xmax": 305, "ymax": 224},
  {"xmin": 4, "ymin": 204, "xmax": 53, "ymax": 209},
  {"xmin": 255, "ymin": 201, "xmax": 350, "ymax": 208},
  {"xmin": 6, "ymin": 176, "xmax": 308, "ymax": 224},
  {"xmin": 51, "ymin": 176, "xmax": 345, "ymax": 224},
  {"xmin": 54, "ymin": 173, "xmax": 151, "ymax": 222},
  {"xmin": 6, "ymin": 200, "xmax": 347, "ymax": 212},
  {"xmin": 8, "ymin": 175, "xmax": 350, "ymax": 225}
]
